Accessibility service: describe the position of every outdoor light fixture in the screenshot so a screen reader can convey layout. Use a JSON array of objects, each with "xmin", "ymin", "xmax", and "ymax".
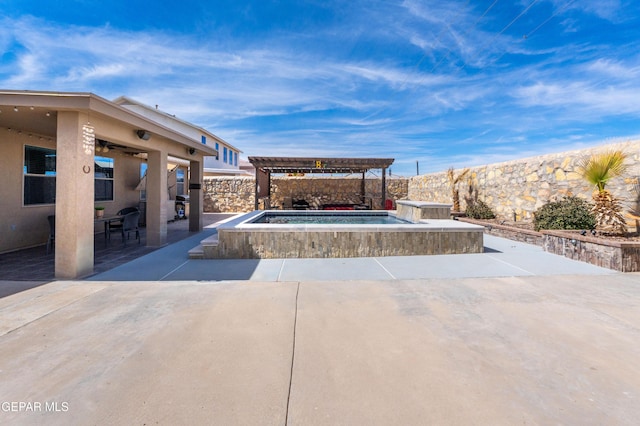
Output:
[
  {"xmin": 96, "ymin": 140, "xmax": 109, "ymax": 153},
  {"xmin": 188, "ymin": 147, "xmax": 196, "ymax": 155},
  {"xmin": 136, "ymin": 130, "xmax": 151, "ymax": 140}
]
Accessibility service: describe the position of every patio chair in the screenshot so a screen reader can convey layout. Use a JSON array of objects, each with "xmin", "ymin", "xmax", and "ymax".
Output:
[
  {"xmin": 108, "ymin": 207, "xmax": 140, "ymax": 234},
  {"xmin": 46, "ymin": 215, "xmax": 55, "ymax": 255},
  {"xmin": 109, "ymin": 211, "xmax": 140, "ymax": 245}
]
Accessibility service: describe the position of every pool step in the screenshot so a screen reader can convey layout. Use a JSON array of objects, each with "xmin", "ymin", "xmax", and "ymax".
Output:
[
  {"xmin": 187, "ymin": 244, "xmax": 204, "ymax": 259},
  {"xmin": 189, "ymin": 234, "xmax": 219, "ymax": 259}
]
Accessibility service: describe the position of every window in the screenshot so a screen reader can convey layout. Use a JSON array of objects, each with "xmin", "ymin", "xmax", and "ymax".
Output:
[
  {"xmin": 223, "ymin": 147, "xmax": 228, "ymax": 163},
  {"xmin": 201, "ymin": 135, "xmax": 207, "ymax": 145},
  {"xmin": 139, "ymin": 163, "xmax": 147, "ymax": 201},
  {"xmin": 215, "ymin": 142, "xmax": 219, "ymax": 160},
  {"xmin": 23, "ymin": 147, "xmax": 116, "ymax": 204},
  {"xmin": 94, "ymin": 156, "xmax": 114, "ymax": 201},
  {"xmin": 24, "ymin": 145, "xmax": 56, "ymax": 205},
  {"xmin": 176, "ymin": 168, "xmax": 185, "ymax": 195},
  {"xmin": 234, "ymin": 152, "xmax": 238, "ymax": 166}
]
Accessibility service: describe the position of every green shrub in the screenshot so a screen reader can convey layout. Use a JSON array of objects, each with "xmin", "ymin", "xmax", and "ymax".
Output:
[
  {"xmin": 533, "ymin": 196, "xmax": 596, "ymax": 231},
  {"xmin": 465, "ymin": 200, "xmax": 496, "ymax": 219}
]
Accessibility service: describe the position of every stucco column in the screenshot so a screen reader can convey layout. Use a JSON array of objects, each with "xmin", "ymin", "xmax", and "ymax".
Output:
[
  {"xmin": 189, "ymin": 158, "xmax": 203, "ymax": 232},
  {"xmin": 146, "ymin": 150, "xmax": 168, "ymax": 247},
  {"xmin": 55, "ymin": 112, "xmax": 95, "ymax": 279}
]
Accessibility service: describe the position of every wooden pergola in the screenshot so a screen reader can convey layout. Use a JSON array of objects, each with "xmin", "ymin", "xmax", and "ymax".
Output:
[{"xmin": 248, "ymin": 156, "xmax": 395, "ymax": 210}]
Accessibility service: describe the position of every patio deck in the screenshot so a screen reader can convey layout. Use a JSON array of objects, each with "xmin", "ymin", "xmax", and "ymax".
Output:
[{"xmin": 0, "ymin": 213, "xmax": 234, "ymax": 283}]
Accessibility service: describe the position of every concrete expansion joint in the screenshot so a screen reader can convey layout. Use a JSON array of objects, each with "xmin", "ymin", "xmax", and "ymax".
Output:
[{"xmin": 285, "ymin": 281, "xmax": 300, "ymax": 425}]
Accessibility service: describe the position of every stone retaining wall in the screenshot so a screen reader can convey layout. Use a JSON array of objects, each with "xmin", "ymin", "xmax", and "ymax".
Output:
[
  {"xmin": 542, "ymin": 230, "xmax": 640, "ymax": 272},
  {"xmin": 203, "ymin": 176, "xmax": 408, "ymax": 212},
  {"xmin": 409, "ymin": 141, "xmax": 640, "ymax": 222}
]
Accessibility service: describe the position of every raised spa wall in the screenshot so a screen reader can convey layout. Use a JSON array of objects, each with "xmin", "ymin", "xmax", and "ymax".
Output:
[{"xmin": 197, "ymin": 201, "xmax": 484, "ymax": 259}]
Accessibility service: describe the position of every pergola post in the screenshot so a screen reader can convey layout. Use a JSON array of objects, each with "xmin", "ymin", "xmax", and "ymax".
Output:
[
  {"xmin": 361, "ymin": 171, "xmax": 366, "ymax": 204},
  {"xmin": 255, "ymin": 168, "xmax": 270, "ymax": 210},
  {"xmin": 381, "ymin": 167, "xmax": 387, "ymax": 209}
]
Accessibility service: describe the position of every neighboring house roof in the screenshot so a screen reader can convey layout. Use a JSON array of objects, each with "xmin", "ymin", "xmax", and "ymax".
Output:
[{"xmin": 113, "ymin": 96, "xmax": 241, "ymax": 154}]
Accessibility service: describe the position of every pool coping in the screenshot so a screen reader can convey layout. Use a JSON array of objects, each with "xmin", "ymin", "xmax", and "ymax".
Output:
[{"xmin": 222, "ymin": 210, "xmax": 485, "ymax": 233}]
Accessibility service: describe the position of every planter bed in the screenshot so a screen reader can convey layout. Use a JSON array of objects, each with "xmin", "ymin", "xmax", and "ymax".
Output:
[
  {"xmin": 542, "ymin": 230, "xmax": 640, "ymax": 272},
  {"xmin": 458, "ymin": 217, "xmax": 544, "ymax": 246},
  {"xmin": 458, "ymin": 217, "xmax": 640, "ymax": 272}
]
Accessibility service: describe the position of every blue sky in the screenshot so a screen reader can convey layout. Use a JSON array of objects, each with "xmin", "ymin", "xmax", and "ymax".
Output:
[{"xmin": 1, "ymin": 0, "xmax": 639, "ymax": 175}]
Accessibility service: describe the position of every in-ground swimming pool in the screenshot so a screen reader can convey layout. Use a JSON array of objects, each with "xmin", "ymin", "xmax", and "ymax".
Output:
[
  {"xmin": 251, "ymin": 211, "xmax": 411, "ymax": 225},
  {"xmin": 201, "ymin": 204, "xmax": 484, "ymax": 259}
]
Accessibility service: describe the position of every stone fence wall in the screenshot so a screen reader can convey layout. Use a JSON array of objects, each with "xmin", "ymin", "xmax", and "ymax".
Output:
[
  {"xmin": 408, "ymin": 141, "xmax": 640, "ymax": 221},
  {"xmin": 203, "ymin": 176, "xmax": 255, "ymax": 213},
  {"xmin": 203, "ymin": 176, "xmax": 408, "ymax": 212}
]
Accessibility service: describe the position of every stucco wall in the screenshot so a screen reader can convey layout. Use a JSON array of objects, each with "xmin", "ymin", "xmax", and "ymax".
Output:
[
  {"xmin": 202, "ymin": 176, "xmax": 409, "ymax": 212},
  {"xmin": 408, "ymin": 141, "xmax": 640, "ymax": 221},
  {"xmin": 0, "ymin": 129, "xmax": 147, "ymax": 253}
]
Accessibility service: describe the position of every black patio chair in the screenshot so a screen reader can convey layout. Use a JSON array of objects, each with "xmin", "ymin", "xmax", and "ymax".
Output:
[
  {"xmin": 109, "ymin": 211, "xmax": 140, "ymax": 245},
  {"xmin": 108, "ymin": 207, "xmax": 140, "ymax": 235}
]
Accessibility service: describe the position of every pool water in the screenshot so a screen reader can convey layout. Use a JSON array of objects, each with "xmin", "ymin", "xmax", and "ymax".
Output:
[{"xmin": 251, "ymin": 212, "xmax": 410, "ymax": 225}]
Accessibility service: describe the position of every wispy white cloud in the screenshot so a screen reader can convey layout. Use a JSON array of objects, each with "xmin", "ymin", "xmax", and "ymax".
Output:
[{"xmin": 1, "ymin": 0, "xmax": 639, "ymax": 176}]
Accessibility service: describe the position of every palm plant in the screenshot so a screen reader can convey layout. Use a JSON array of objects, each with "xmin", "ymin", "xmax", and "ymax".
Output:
[
  {"xmin": 447, "ymin": 167, "xmax": 470, "ymax": 212},
  {"xmin": 630, "ymin": 179, "xmax": 640, "ymax": 234},
  {"xmin": 578, "ymin": 150, "xmax": 628, "ymax": 233}
]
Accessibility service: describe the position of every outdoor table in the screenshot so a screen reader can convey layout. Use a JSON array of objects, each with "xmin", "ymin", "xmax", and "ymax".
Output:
[{"xmin": 95, "ymin": 215, "xmax": 124, "ymax": 239}]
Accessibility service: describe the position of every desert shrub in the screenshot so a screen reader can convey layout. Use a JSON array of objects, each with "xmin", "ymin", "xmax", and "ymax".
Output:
[
  {"xmin": 465, "ymin": 200, "xmax": 496, "ymax": 219},
  {"xmin": 533, "ymin": 196, "xmax": 596, "ymax": 231}
]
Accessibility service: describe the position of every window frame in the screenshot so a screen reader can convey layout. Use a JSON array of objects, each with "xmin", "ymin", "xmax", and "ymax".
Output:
[
  {"xmin": 94, "ymin": 155, "xmax": 115, "ymax": 202},
  {"xmin": 23, "ymin": 144, "xmax": 57, "ymax": 206}
]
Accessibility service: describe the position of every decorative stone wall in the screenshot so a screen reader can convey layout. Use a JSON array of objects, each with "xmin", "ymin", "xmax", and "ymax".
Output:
[
  {"xmin": 409, "ymin": 141, "xmax": 640, "ymax": 222},
  {"xmin": 203, "ymin": 176, "xmax": 255, "ymax": 213},
  {"xmin": 270, "ymin": 177, "xmax": 408, "ymax": 209},
  {"xmin": 203, "ymin": 176, "xmax": 408, "ymax": 212}
]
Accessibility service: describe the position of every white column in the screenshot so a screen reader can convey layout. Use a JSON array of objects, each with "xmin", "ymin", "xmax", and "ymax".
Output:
[
  {"xmin": 55, "ymin": 112, "xmax": 95, "ymax": 279},
  {"xmin": 146, "ymin": 150, "xmax": 168, "ymax": 247}
]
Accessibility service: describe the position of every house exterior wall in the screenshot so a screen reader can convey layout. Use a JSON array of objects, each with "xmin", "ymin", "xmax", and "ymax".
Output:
[
  {"xmin": 0, "ymin": 129, "xmax": 56, "ymax": 253},
  {"xmin": 115, "ymin": 99, "xmax": 241, "ymax": 174},
  {"xmin": 408, "ymin": 140, "xmax": 640, "ymax": 221},
  {"xmin": 0, "ymin": 129, "xmax": 147, "ymax": 254}
]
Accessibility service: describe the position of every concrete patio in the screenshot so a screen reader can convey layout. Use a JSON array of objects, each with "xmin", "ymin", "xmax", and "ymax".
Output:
[{"xmin": 0, "ymin": 215, "xmax": 639, "ymax": 425}]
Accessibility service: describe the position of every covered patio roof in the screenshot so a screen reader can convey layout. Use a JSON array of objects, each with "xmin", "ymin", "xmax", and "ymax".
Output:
[
  {"xmin": 248, "ymin": 156, "xmax": 395, "ymax": 210},
  {"xmin": 0, "ymin": 90, "xmax": 215, "ymax": 279}
]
